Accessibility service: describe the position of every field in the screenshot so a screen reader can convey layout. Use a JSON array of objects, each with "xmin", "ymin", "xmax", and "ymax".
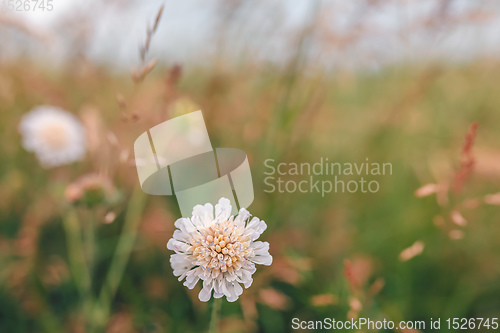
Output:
[{"xmin": 2, "ymin": 4, "xmax": 500, "ymax": 332}]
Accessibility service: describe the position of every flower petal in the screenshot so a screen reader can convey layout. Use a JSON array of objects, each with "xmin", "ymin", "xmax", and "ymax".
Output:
[
  {"xmin": 250, "ymin": 254, "xmax": 273, "ymax": 266},
  {"xmin": 170, "ymin": 253, "xmax": 194, "ymax": 280},
  {"xmin": 175, "ymin": 217, "xmax": 198, "ymax": 234},
  {"xmin": 192, "ymin": 203, "xmax": 214, "ymax": 227},
  {"xmin": 234, "ymin": 208, "xmax": 250, "ymax": 228},
  {"xmin": 245, "ymin": 217, "xmax": 267, "ymax": 241},
  {"xmin": 215, "ymin": 197, "xmax": 232, "ymax": 222},
  {"xmin": 184, "ymin": 267, "xmax": 202, "ymax": 289},
  {"xmin": 173, "ymin": 229, "xmax": 191, "ymax": 244},
  {"xmin": 198, "ymin": 279, "xmax": 214, "ymax": 302},
  {"xmin": 167, "ymin": 239, "xmax": 190, "ymax": 253}
]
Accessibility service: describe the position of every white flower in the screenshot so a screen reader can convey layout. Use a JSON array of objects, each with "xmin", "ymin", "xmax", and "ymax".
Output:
[
  {"xmin": 19, "ymin": 106, "xmax": 86, "ymax": 168},
  {"xmin": 167, "ymin": 198, "xmax": 272, "ymax": 302}
]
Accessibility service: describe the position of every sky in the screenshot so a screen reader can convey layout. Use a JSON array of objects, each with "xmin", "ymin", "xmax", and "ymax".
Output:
[{"xmin": 2, "ymin": 0, "xmax": 500, "ymax": 71}]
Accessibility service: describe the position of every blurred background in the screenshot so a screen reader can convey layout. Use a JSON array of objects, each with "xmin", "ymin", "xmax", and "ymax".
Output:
[{"xmin": 2, "ymin": 0, "xmax": 500, "ymax": 332}]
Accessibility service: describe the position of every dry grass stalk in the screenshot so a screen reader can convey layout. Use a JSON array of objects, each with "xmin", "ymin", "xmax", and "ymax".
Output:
[
  {"xmin": 484, "ymin": 193, "xmax": 500, "ymax": 205},
  {"xmin": 414, "ymin": 183, "xmax": 438, "ymax": 198},
  {"xmin": 453, "ymin": 122, "xmax": 478, "ymax": 194},
  {"xmin": 399, "ymin": 241, "xmax": 424, "ymax": 262},
  {"xmin": 386, "ymin": 67, "xmax": 442, "ymax": 122},
  {"xmin": 258, "ymin": 288, "xmax": 291, "ymax": 310},
  {"xmin": 343, "ymin": 259, "xmax": 361, "ymax": 292},
  {"xmin": 0, "ymin": 14, "xmax": 53, "ymax": 44},
  {"xmin": 450, "ymin": 210, "xmax": 467, "ymax": 226},
  {"xmin": 310, "ymin": 294, "xmax": 338, "ymax": 306},
  {"xmin": 104, "ymin": 211, "xmax": 116, "ymax": 224},
  {"xmin": 132, "ymin": 5, "xmax": 164, "ymax": 83},
  {"xmin": 367, "ymin": 278, "xmax": 385, "ymax": 297},
  {"xmin": 164, "ymin": 64, "xmax": 183, "ymax": 105}
]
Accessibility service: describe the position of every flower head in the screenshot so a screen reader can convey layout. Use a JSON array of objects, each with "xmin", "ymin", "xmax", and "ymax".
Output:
[
  {"xmin": 19, "ymin": 106, "xmax": 86, "ymax": 168},
  {"xmin": 167, "ymin": 198, "xmax": 272, "ymax": 302},
  {"xmin": 65, "ymin": 173, "xmax": 118, "ymax": 207}
]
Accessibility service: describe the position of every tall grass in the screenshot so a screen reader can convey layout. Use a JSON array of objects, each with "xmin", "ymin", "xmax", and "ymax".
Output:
[{"xmin": 1, "ymin": 31, "xmax": 500, "ymax": 333}]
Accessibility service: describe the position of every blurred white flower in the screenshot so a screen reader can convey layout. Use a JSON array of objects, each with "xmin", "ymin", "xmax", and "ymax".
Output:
[
  {"xmin": 19, "ymin": 106, "xmax": 86, "ymax": 168},
  {"xmin": 167, "ymin": 198, "xmax": 272, "ymax": 302}
]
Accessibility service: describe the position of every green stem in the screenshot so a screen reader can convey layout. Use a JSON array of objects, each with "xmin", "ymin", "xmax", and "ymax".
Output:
[
  {"xmin": 63, "ymin": 208, "xmax": 95, "ymax": 331},
  {"xmin": 83, "ymin": 209, "xmax": 98, "ymax": 332},
  {"xmin": 62, "ymin": 208, "xmax": 91, "ymax": 300},
  {"xmin": 208, "ymin": 298, "xmax": 222, "ymax": 333},
  {"xmin": 95, "ymin": 186, "xmax": 146, "ymax": 328},
  {"xmin": 84, "ymin": 209, "xmax": 96, "ymax": 287}
]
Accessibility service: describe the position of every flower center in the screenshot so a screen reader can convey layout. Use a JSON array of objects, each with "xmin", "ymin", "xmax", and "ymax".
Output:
[
  {"xmin": 38, "ymin": 122, "xmax": 70, "ymax": 149},
  {"xmin": 191, "ymin": 219, "xmax": 251, "ymax": 274}
]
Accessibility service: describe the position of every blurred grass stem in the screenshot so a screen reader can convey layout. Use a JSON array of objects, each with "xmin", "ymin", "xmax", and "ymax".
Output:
[
  {"xmin": 84, "ymin": 209, "xmax": 96, "ymax": 288},
  {"xmin": 62, "ymin": 208, "xmax": 93, "ymax": 330},
  {"xmin": 62, "ymin": 208, "xmax": 91, "ymax": 302},
  {"xmin": 96, "ymin": 186, "xmax": 146, "ymax": 327}
]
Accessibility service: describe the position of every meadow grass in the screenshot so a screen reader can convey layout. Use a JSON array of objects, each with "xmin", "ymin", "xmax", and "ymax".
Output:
[{"xmin": 1, "ymin": 58, "xmax": 500, "ymax": 332}]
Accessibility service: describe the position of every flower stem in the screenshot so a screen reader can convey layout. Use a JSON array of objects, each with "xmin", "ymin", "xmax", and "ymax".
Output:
[
  {"xmin": 96, "ymin": 186, "xmax": 146, "ymax": 328},
  {"xmin": 208, "ymin": 298, "xmax": 222, "ymax": 333},
  {"xmin": 63, "ymin": 208, "xmax": 93, "ymax": 330},
  {"xmin": 84, "ymin": 208, "xmax": 96, "ymax": 286},
  {"xmin": 62, "ymin": 208, "xmax": 90, "ymax": 298}
]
